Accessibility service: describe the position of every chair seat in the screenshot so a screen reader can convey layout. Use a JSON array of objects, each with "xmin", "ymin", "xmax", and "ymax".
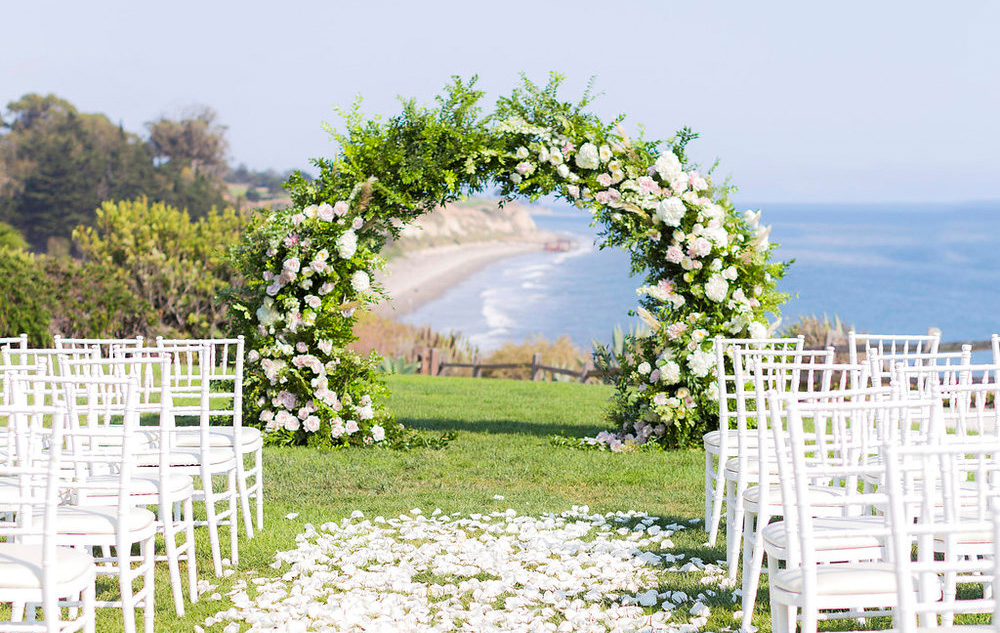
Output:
[
  {"xmin": 85, "ymin": 473, "xmax": 193, "ymax": 499},
  {"xmin": 704, "ymin": 429, "xmax": 760, "ymax": 451},
  {"xmin": 743, "ymin": 484, "xmax": 848, "ymax": 509},
  {"xmin": 725, "ymin": 456, "xmax": 780, "ymax": 479},
  {"xmin": 133, "ymin": 447, "xmax": 236, "ymax": 468},
  {"xmin": 771, "ymin": 562, "xmax": 899, "ymax": 595},
  {"xmin": 171, "ymin": 426, "xmax": 262, "ymax": 450},
  {"xmin": 39, "ymin": 506, "xmax": 157, "ymax": 536},
  {"xmin": 0, "ymin": 543, "xmax": 95, "ymax": 589},
  {"xmin": 763, "ymin": 516, "xmax": 886, "ymax": 552}
]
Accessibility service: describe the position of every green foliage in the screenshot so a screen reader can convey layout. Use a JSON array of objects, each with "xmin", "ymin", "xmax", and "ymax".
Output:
[
  {"xmin": 0, "ymin": 249, "xmax": 52, "ymax": 345},
  {"xmin": 0, "ymin": 248, "xmax": 155, "ymax": 345},
  {"xmin": 378, "ymin": 356, "xmax": 418, "ymax": 375},
  {"xmin": 73, "ymin": 197, "xmax": 247, "ymax": 337},
  {"xmin": 40, "ymin": 256, "xmax": 158, "ymax": 339},
  {"xmin": 0, "ymin": 221, "xmax": 28, "ymax": 251}
]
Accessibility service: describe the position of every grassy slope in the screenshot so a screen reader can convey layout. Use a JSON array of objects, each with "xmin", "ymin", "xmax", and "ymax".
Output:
[{"xmin": 118, "ymin": 376, "xmax": 734, "ymax": 633}]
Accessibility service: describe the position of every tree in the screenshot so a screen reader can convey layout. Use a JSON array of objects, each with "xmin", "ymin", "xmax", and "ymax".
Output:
[
  {"xmin": 146, "ymin": 106, "xmax": 229, "ymax": 216},
  {"xmin": 0, "ymin": 94, "xmax": 157, "ymax": 250}
]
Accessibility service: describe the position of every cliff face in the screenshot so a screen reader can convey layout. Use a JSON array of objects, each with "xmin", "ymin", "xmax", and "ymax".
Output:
[{"xmin": 394, "ymin": 198, "xmax": 550, "ymax": 251}]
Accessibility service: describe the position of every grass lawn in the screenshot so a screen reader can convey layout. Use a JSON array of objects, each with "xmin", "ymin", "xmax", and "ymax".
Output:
[{"xmin": 111, "ymin": 375, "xmax": 741, "ymax": 632}]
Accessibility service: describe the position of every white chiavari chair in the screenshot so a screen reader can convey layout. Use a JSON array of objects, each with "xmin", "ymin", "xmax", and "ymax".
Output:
[
  {"xmin": 885, "ymin": 440, "xmax": 1000, "ymax": 631},
  {"xmin": 52, "ymin": 337, "xmax": 144, "ymax": 360},
  {"xmin": 848, "ymin": 330, "xmax": 941, "ymax": 378},
  {"xmin": 0, "ymin": 400, "xmax": 97, "ymax": 633},
  {"xmin": 156, "ymin": 336, "xmax": 261, "ymax": 538},
  {"xmin": 992, "ymin": 334, "xmax": 998, "ymax": 364},
  {"xmin": 0, "ymin": 334, "xmax": 28, "ymax": 350},
  {"xmin": 112, "ymin": 345, "xmax": 239, "ymax": 576},
  {"xmin": 705, "ymin": 335, "xmax": 805, "ymax": 547},
  {"xmin": 723, "ymin": 345, "xmax": 830, "ymax": 580},
  {"xmin": 764, "ymin": 391, "xmax": 945, "ymax": 633},
  {"xmin": 738, "ymin": 360, "xmax": 879, "ymax": 630},
  {"xmin": 10, "ymin": 374, "xmax": 156, "ymax": 633},
  {"xmin": 62, "ymin": 354, "xmax": 198, "ymax": 616}
]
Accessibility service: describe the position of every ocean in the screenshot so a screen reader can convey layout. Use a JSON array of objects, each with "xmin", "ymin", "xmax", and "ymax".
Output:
[{"xmin": 398, "ymin": 201, "xmax": 1000, "ymax": 353}]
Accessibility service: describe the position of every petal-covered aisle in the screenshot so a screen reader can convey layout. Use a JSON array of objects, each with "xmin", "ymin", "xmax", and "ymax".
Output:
[{"xmin": 201, "ymin": 508, "xmax": 734, "ymax": 633}]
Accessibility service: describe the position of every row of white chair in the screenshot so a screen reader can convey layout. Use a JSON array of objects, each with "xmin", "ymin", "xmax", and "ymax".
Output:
[
  {"xmin": 0, "ymin": 336, "xmax": 264, "ymax": 632},
  {"xmin": 713, "ymin": 334, "xmax": 1000, "ymax": 632}
]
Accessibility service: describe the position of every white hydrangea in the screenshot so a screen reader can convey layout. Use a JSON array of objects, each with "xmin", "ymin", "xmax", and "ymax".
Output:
[
  {"xmin": 705, "ymin": 274, "xmax": 729, "ymax": 302},
  {"xmin": 255, "ymin": 299, "xmax": 281, "ymax": 326},
  {"xmin": 336, "ymin": 230, "xmax": 357, "ymax": 259},
  {"xmin": 748, "ymin": 321, "xmax": 769, "ymax": 340},
  {"xmin": 654, "ymin": 197, "xmax": 685, "ymax": 226},
  {"xmin": 575, "ymin": 143, "xmax": 600, "ymax": 170},
  {"xmin": 654, "ymin": 152, "xmax": 683, "ymax": 183},
  {"xmin": 659, "ymin": 361, "xmax": 681, "ymax": 385},
  {"xmin": 687, "ymin": 348, "xmax": 715, "ymax": 378},
  {"xmin": 350, "ymin": 270, "xmax": 370, "ymax": 293}
]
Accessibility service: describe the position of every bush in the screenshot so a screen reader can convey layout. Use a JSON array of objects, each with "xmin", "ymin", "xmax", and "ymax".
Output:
[
  {"xmin": 350, "ymin": 312, "xmax": 477, "ymax": 365},
  {"xmin": 73, "ymin": 197, "xmax": 247, "ymax": 337},
  {"xmin": 0, "ymin": 249, "xmax": 156, "ymax": 344},
  {"xmin": 0, "ymin": 249, "xmax": 52, "ymax": 345}
]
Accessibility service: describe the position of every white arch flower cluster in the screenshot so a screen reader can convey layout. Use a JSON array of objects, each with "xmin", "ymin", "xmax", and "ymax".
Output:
[{"xmin": 202, "ymin": 507, "xmax": 733, "ymax": 633}]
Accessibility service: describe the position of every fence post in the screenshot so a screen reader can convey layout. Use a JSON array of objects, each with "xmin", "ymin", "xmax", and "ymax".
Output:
[
  {"xmin": 428, "ymin": 347, "xmax": 441, "ymax": 376},
  {"xmin": 472, "ymin": 351, "xmax": 482, "ymax": 378},
  {"xmin": 417, "ymin": 346, "xmax": 428, "ymax": 375},
  {"xmin": 579, "ymin": 359, "xmax": 594, "ymax": 383},
  {"xmin": 531, "ymin": 353, "xmax": 542, "ymax": 381}
]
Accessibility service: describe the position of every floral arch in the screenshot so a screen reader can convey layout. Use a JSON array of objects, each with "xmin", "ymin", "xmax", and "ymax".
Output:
[{"xmin": 228, "ymin": 75, "xmax": 787, "ymax": 449}]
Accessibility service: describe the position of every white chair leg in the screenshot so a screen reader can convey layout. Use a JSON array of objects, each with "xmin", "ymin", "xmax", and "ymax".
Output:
[
  {"xmin": 727, "ymin": 482, "xmax": 747, "ymax": 580},
  {"xmin": 228, "ymin": 469, "xmax": 240, "ymax": 566},
  {"xmin": 708, "ymin": 458, "xmax": 727, "ymax": 546},
  {"xmin": 120, "ymin": 544, "xmax": 137, "ymax": 633},
  {"xmin": 83, "ymin": 581, "xmax": 97, "ymax": 633},
  {"xmin": 770, "ymin": 596, "xmax": 795, "ymax": 633},
  {"xmin": 202, "ymin": 473, "xmax": 225, "ymax": 576},
  {"xmin": 160, "ymin": 505, "xmax": 186, "ymax": 616},
  {"xmin": 741, "ymin": 509, "xmax": 768, "ymax": 632},
  {"xmin": 142, "ymin": 536, "xmax": 155, "ymax": 633},
  {"xmin": 254, "ymin": 447, "xmax": 264, "ymax": 531},
  {"xmin": 236, "ymin": 453, "xmax": 254, "ymax": 539},
  {"xmin": 184, "ymin": 497, "xmax": 198, "ymax": 603}
]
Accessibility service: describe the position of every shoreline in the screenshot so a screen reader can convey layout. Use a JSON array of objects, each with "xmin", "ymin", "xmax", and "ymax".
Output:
[{"xmin": 373, "ymin": 239, "xmax": 554, "ymax": 318}]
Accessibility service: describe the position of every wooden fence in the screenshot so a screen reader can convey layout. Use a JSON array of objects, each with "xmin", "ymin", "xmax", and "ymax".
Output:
[
  {"xmin": 416, "ymin": 333, "xmax": 997, "ymax": 382},
  {"xmin": 417, "ymin": 348, "xmax": 607, "ymax": 382}
]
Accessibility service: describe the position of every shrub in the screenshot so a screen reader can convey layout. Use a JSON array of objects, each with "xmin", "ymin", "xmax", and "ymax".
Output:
[
  {"xmin": 73, "ymin": 197, "xmax": 247, "ymax": 337},
  {"xmin": 0, "ymin": 249, "xmax": 52, "ymax": 345}
]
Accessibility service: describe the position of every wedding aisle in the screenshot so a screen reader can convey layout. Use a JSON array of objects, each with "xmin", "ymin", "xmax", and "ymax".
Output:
[{"xmin": 201, "ymin": 508, "xmax": 732, "ymax": 633}]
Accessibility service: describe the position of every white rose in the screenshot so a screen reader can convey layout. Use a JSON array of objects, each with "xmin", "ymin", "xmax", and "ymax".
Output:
[
  {"xmin": 371, "ymin": 424, "xmax": 386, "ymax": 442},
  {"xmin": 654, "ymin": 152, "xmax": 683, "ymax": 182},
  {"xmin": 637, "ymin": 361, "xmax": 652, "ymax": 375},
  {"xmin": 575, "ymin": 143, "xmax": 600, "ymax": 170},
  {"xmin": 721, "ymin": 266, "xmax": 738, "ymax": 281},
  {"xmin": 350, "ymin": 270, "xmax": 370, "ymax": 293},
  {"xmin": 336, "ymin": 230, "xmax": 357, "ymax": 259},
  {"xmin": 655, "ymin": 197, "xmax": 686, "ymax": 226},
  {"xmin": 515, "ymin": 146, "xmax": 529, "ymax": 159},
  {"xmin": 598, "ymin": 144, "xmax": 612, "ymax": 163},
  {"xmin": 556, "ymin": 164, "xmax": 570, "ymax": 179},
  {"xmin": 255, "ymin": 299, "xmax": 281, "ymax": 326}
]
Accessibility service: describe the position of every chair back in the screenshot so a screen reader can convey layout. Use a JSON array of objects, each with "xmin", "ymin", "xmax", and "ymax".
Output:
[
  {"xmin": 53, "ymin": 335, "xmax": 144, "ymax": 360},
  {"xmin": 848, "ymin": 330, "xmax": 942, "ymax": 369},
  {"xmin": 712, "ymin": 335, "xmax": 803, "ymax": 448},
  {"xmin": 0, "ymin": 334, "xmax": 28, "ymax": 350},
  {"xmin": 884, "ymin": 440, "xmax": 1000, "ymax": 631}
]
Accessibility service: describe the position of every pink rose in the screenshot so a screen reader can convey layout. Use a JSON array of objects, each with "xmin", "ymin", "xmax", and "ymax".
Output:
[
  {"xmin": 317, "ymin": 203, "xmax": 335, "ymax": 221},
  {"xmin": 665, "ymin": 246, "xmax": 684, "ymax": 263},
  {"xmin": 333, "ymin": 201, "xmax": 349, "ymax": 217}
]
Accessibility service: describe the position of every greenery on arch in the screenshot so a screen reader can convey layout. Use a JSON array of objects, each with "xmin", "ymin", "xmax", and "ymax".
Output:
[{"xmin": 226, "ymin": 74, "xmax": 788, "ymax": 450}]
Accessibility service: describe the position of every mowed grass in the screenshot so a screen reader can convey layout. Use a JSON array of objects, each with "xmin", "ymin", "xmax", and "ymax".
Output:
[{"xmin": 109, "ymin": 375, "xmax": 733, "ymax": 633}]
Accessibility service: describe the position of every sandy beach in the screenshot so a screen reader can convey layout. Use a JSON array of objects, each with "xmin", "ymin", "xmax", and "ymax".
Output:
[{"xmin": 374, "ymin": 240, "xmax": 550, "ymax": 318}]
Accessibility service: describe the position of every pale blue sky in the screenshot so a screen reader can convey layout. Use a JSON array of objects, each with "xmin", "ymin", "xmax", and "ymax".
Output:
[{"xmin": 3, "ymin": 0, "xmax": 998, "ymax": 203}]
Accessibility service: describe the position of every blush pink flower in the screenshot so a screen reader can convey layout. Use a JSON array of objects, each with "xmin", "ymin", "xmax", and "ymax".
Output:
[
  {"xmin": 687, "ymin": 237, "xmax": 712, "ymax": 258},
  {"xmin": 333, "ymin": 201, "xmax": 349, "ymax": 217},
  {"xmin": 665, "ymin": 245, "xmax": 684, "ymax": 263}
]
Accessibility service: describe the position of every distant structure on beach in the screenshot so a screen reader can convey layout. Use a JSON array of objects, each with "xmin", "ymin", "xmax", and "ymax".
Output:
[{"xmin": 544, "ymin": 238, "xmax": 572, "ymax": 252}]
